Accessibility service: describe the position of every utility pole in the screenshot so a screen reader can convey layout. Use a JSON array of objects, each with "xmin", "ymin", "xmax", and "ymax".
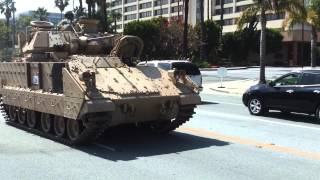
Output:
[
  {"xmin": 178, "ymin": 0, "xmax": 180, "ymax": 20},
  {"xmin": 160, "ymin": 0, "xmax": 163, "ymax": 17},
  {"xmin": 301, "ymin": 0, "xmax": 304, "ymax": 68},
  {"xmin": 12, "ymin": 1, "xmax": 16, "ymax": 52}
]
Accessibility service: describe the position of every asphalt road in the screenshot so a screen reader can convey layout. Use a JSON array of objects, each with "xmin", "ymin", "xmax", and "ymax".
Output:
[{"xmin": 1, "ymin": 68, "xmax": 320, "ymax": 180}]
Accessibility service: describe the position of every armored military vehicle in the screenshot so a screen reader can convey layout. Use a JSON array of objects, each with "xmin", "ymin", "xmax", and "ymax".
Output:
[{"xmin": 0, "ymin": 19, "xmax": 201, "ymax": 145}]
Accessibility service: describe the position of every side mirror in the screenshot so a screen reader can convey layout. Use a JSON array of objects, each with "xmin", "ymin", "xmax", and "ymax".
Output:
[{"xmin": 269, "ymin": 81, "xmax": 275, "ymax": 87}]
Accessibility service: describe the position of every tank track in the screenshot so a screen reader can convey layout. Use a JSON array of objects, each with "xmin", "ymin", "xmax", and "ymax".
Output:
[
  {"xmin": 148, "ymin": 105, "xmax": 196, "ymax": 134},
  {"xmin": 0, "ymin": 101, "xmax": 109, "ymax": 146}
]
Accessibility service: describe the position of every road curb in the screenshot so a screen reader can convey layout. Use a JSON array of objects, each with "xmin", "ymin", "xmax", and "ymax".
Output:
[{"xmin": 200, "ymin": 67, "xmax": 249, "ymax": 71}]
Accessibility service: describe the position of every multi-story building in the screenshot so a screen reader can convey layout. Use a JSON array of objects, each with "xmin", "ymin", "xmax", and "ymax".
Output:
[
  {"xmin": 206, "ymin": 0, "xmax": 320, "ymax": 66},
  {"xmin": 110, "ymin": 0, "xmax": 319, "ymax": 66},
  {"xmin": 108, "ymin": 0, "xmax": 191, "ymax": 32}
]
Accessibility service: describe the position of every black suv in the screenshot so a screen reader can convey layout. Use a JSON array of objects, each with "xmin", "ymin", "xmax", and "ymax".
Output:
[{"xmin": 243, "ymin": 70, "xmax": 320, "ymax": 120}]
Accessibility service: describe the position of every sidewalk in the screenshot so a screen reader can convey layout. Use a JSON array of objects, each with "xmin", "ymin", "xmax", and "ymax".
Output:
[
  {"xmin": 200, "ymin": 66, "xmax": 259, "ymax": 71},
  {"xmin": 202, "ymin": 79, "xmax": 258, "ymax": 96}
]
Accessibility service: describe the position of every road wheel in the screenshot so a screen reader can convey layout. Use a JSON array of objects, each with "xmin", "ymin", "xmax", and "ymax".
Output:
[
  {"xmin": 67, "ymin": 119, "xmax": 83, "ymax": 142},
  {"xmin": 248, "ymin": 97, "xmax": 266, "ymax": 115},
  {"xmin": 54, "ymin": 116, "xmax": 66, "ymax": 138},
  {"xmin": 18, "ymin": 109, "xmax": 27, "ymax": 124},
  {"xmin": 41, "ymin": 113, "xmax": 52, "ymax": 133},
  {"xmin": 27, "ymin": 110, "xmax": 38, "ymax": 128},
  {"xmin": 8, "ymin": 106, "xmax": 18, "ymax": 122}
]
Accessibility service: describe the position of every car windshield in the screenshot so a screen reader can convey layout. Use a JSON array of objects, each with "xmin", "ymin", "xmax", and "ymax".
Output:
[
  {"xmin": 274, "ymin": 73, "xmax": 300, "ymax": 86},
  {"xmin": 172, "ymin": 62, "xmax": 200, "ymax": 75},
  {"xmin": 158, "ymin": 63, "xmax": 171, "ymax": 70}
]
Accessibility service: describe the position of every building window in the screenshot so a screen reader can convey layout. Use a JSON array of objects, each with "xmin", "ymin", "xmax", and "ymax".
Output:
[
  {"xmin": 236, "ymin": 5, "xmax": 250, "ymax": 12},
  {"xmin": 154, "ymin": 8, "xmax": 168, "ymax": 15},
  {"xmin": 116, "ymin": 24, "xmax": 122, "ymax": 29},
  {"xmin": 154, "ymin": 0, "xmax": 168, "ymax": 6},
  {"xmin": 139, "ymin": 11, "xmax": 152, "ymax": 18},
  {"xmin": 266, "ymin": 12, "xmax": 285, "ymax": 21},
  {"xmin": 112, "ymin": 0, "xmax": 122, "ymax": 7},
  {"xmin": 124, "ymin": 5, "xmax": 137, "ymax": 12},
  {"xmin": 125, "ymin": 0, "xmax": 136, "ymax": 4},
  {"xmin": 216, "ymin": 0, "xmax": 233, "ymax": 5},
  {"xmin": 220, "ymin": 18, "xmax": 233, "ymax": 25},
  {"xmin": 113, "ymin": 8, "xmax": 122, "ymax": 14},
  {"xmin": 124, "ymin": 14, "xmax": 137, "ymax": 20},
  {"xmin": 214, "ymin": 7, "xmax": 233, "ymax": 15},
  {"xmin": 171, "ymin": 0, "xmax": 182, "ymax": 3},
  {"xmin": 139, "ymin": 2, "xmax": 152, "ymax": 9},
  {"xmin": 171, "ymin": 5, "xmax": 183, "ymax": 13}
]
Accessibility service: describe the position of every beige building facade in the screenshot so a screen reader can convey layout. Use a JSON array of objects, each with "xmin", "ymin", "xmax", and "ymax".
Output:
[{"xmin": 109, "ymin": 0, "xmax": 319, "ymax": 66}]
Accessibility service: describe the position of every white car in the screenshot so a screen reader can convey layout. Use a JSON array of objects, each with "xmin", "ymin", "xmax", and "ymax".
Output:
[{"xmin": 137, "ymin": 60, "xmax": 203, "ymax": 89}]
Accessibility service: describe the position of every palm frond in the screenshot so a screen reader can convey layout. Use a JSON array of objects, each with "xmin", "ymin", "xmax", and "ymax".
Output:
[
  {"xmin": 237, "ymin": 5, "xmax": 260, "ymax": 30},
  {"xmin": 307, "ymin": 10, "xmax": 320, "ymax": 28},
  {"xmin": 283, "ymin": 11, "xmax": 305, "ymax": 29},
  {"xmin": 277, "ymin": 0, "xmax": 306, "ymax": 16}
]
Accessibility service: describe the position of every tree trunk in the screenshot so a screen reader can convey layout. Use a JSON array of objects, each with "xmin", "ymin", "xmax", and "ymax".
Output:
[
  {"xmin": 182, "ymin": 0, "xmax": 189, "ymax": 58},
  {"xmin": 311, "ymin": 26, "xmax": 317, "ymax": 67},
  {"xmin": 6, "ymin": 16, "xmax": 10, "ymax": 47},
  {"xmin": 178, "ymin": 0, "xmax": 180, "ymax": 20},
  {"xmin": 207, "ymin": 0, "xmax": 209, "ymax": 20},
  {"xmin": 259, "ymin": 8, "xmax": 267, "ymax": 84},
  {"xmin": 220, "ymin": 0, "xmax": 224, "ymax": 32},
  {"xmin": 92, "ymin": 2, "xmax": 96, "ymax": 16},
  {"xmin": 87, "ymin": 0, "xmax": 92, "ymax": 18},
  {"xmin": 101, "ymin": 1, "xmax": 108, "ymax": 31},
  {"xmin": 114, "ymin": 19, "xmax": 117, "ymax": 33},
  {"xmin": 79, "ymin": 0, "xmax": 83, "ymax": 13},
  {"xmin": 199, "ymin": 0, "xmax": 208, "ymax": 61},
  {"xmin": 61, "ymin": 11, "xmax": 63, "ymax": 20}
]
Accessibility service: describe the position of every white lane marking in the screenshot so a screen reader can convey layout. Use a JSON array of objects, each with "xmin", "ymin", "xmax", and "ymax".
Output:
[
  {"xmin": 93, "ymin": 143, "xmax": 116, "ymax": 152},
  {"xmin": 195, "ymin": 109, "xmax": 320, "ymax": 131}
]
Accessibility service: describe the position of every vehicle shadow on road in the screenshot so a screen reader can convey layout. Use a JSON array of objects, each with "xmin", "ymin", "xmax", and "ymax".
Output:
[
  {"xmin": 266, "ymin": 111, "xmax": 320, "ymax": 125},
  {"xmin": 77, "ymin": 126, "xmax": 229, "ymax": 162}
]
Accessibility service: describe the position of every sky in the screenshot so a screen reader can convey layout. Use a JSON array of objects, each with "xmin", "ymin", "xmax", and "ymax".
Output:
[{"xmin": 1, "ymin": 0, "xmax": 80, "ymax": 17}]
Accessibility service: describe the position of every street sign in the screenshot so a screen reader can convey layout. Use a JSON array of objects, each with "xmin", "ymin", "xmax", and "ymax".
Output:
[
  {"xmin": 217, "ymin": 67, "xmax": 227, "ymax": 77},
  {"xmin": 217, "ymin": 67, "xmax": 227, "ymax": 88}
]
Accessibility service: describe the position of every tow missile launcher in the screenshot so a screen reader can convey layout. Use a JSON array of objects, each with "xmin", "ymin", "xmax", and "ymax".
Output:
[{"xmin": 0, "ymin": 20, "xmax": 201, "ymax": 145}]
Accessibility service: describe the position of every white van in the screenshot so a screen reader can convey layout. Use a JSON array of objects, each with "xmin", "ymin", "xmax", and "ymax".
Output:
[{"xmin": 137, "ymin": 60, "xmax": 202, "ymax": 89}]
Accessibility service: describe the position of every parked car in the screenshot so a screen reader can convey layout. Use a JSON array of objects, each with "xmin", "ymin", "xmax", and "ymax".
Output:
[
  {"xmin": 137, "ymin": 60, "xmax": 203, "ymax": 89},
  {"xmin": 242, "ymin": 70, "xmax": 320, "ymax": 120}
]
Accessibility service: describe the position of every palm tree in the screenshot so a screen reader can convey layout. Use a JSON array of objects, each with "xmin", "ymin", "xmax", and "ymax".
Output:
[
  {"xmin": 32, "ymin": 7, "xmax": 49, "ymax": 21},
  {"xmin": 86, "ymin": 0, "xmax": 95, "ymax": 18},
  {"xmin": 0, "ymin": 0, "xmax": 14, "ymax": 46},
  {"xmin": 79, "ymin": 0, "xmax": 83, "ymax": 14},
  {"xmin": 182, "ymin": 0, "xmax": 189, "ymax": 58},
  {"xmin": 284, "ymin": 0, "xmax": 320, "ymax": 67},
  {"xmin": 207, "ymin": 0, "xmax": 210, "ymax": 20},
  {"xmin": 199, "ymin": 0, "xmax": 208, "ymax": 61},
  {"xmin": 110, "ymin": 11, "xmax": 122, "ymax": 33},
  {"xmin": 220, "ymin": 0, "xmax": 224, "ymax": 34},
  {"xmin": 237, "ymin": 0, "xmax": 304, "ymax": 84},
  {"xmin": 55, "ymin": 0, "xmax": 70, "ymax": 20},
  {"xmin": 97, "ymin": 0, "xmax": 107, "ymax": 31}
]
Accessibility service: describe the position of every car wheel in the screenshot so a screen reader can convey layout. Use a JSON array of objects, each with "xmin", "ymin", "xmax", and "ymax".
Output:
[{"xmin": 248, "ymin": 97, "xmax": 266, "ymax": 116}]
